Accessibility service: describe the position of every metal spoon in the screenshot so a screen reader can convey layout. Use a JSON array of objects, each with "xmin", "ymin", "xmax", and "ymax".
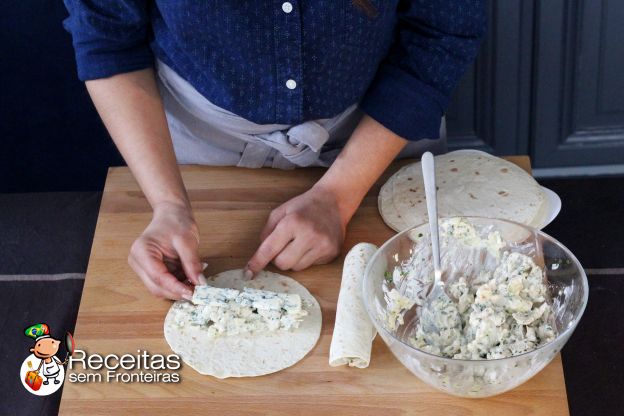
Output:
[{"xmin": 419, "ymin": 152, "xmax": 461, "ymax": 336}]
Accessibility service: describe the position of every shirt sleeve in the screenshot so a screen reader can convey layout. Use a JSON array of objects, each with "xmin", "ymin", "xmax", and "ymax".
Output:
[
  {"xmin": 63, "ymin": 0, "xmax": 154, "ymax": 81},
  {"xmin": 360, "ymin": 0, "xmax": 487, "ymax": 141}
]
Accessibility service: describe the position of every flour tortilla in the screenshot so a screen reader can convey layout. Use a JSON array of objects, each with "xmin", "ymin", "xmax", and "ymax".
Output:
[
  {"xmin": 329, "ymin": 243, "xmax": 378, "ymax": 368},
  {"xmin": 164, "ymin": 269, "xmax": 322, "ymax": 378},
  {"xmin": 380, "ymin": 150, "xmax": 549, "ymax": 232},
  {"xmin": 378, "ymin": 170, "xmax": 408, "ymax": 231}
]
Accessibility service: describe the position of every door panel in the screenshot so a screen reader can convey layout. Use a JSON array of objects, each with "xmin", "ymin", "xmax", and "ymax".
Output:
[
  {"xmin": 446, "ymin": 0, "xmax": 534, "ymax": 156},
  {"xmin": 447, "ymin": 0, "xmax": 624, "ymax": 168},
  {"xmin": 532, "ymin": 0, "xmax": 624, "ymax": 167}
]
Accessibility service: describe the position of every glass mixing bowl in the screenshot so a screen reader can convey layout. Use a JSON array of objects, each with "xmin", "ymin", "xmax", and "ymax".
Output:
[{"xmin": 362, "ymin": 217, "xmax": 588, "ymax": 397}]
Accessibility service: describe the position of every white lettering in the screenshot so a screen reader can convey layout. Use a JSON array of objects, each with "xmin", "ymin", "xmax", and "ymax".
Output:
[
  {"xmin": 69, "ymin": 349, "xmax": 87, "ymax": 370},
  {"xmin": 167, "ymin": 354, "xmax": 181, "ymax": 370},
  {"xmin": 87, "ymin": 353, "xmax": 103, "ymax": 370},
  {"xmin": 119, "ymin": 354, "xmax": 135, "ymax": 370},
  {"xmin": 104, "ymin": 354, "xmax": 119, "ymax": 370},
  {"xmin": 69, "ymin": 372, "xmax": 102, "ymax": 383}
]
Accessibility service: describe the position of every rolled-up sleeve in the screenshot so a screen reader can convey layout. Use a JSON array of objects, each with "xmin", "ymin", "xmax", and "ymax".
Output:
[
  {"xmin": 63, "ymin": 0, "xmax": 153, "ymax": 81},
  {"xmin": 360, "ymin": 0, "xmax": 486, "ymax": 141}
]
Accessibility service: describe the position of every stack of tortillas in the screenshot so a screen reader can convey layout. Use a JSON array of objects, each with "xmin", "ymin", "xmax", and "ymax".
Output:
[{"xmin": 379, "ymin": 150, "xmax": 551, "ymax": 232}]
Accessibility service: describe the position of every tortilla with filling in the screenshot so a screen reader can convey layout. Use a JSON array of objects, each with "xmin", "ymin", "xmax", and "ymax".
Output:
[{"xmin": 164, "ymin": 269, "xmax": 322, "ymax": 378}]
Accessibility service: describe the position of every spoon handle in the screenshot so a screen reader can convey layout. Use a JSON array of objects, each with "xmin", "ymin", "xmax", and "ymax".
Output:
[{"xmin": 421, "ymin": 152, "xmax": 441, "ymax": 274}]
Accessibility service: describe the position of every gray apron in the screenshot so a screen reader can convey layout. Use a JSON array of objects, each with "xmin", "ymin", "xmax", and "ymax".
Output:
[{"xmin": 157, "ymin": 61, "xmax": 446, "ymax": 169}]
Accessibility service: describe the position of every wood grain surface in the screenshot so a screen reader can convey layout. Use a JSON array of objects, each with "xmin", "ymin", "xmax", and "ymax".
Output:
[{"xmin": 59, "ymin": 156, "xmax": 569, "ymax": 415}]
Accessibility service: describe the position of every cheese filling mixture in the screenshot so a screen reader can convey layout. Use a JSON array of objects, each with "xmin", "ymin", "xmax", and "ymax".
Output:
[
  {"xmin": 173, "ymin": 285, "xmax": 308, "ymax": 338},
  {"xmin": 387, "ymin": 218, "xmax": 557, "ymax": 360}
]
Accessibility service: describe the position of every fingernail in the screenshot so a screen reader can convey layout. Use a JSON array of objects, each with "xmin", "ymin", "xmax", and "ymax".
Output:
[
  {"xmin": 182, "ymin": 291, "xmax": 193, "ymax": 301},
  {"xmin": 201, "ymin": 262, "xmax": 209, "ymax": 270},
  {"xmin": 244, "ymin": 269, "xmax": 253, "ymax": 280},
  {"xmin": 198, "ymin": 274, "xmax": 208, "ymax": 285}
]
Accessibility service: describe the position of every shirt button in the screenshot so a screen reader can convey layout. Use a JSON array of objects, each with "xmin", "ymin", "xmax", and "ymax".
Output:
[
  {"xmin": 286, "ymin": 79, "xmax": 297, "ymax": 90},
  {"xmin": 282, "ymin": 2, "xmax": 293, "ymax": 13}
]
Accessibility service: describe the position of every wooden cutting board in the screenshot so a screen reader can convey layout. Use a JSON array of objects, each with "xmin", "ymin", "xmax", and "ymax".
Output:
[{"xmin": 59, "ymin": 156, "xmax": 569, "ymax": 416}]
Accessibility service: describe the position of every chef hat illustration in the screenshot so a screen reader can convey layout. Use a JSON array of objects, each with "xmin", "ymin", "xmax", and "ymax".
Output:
[{"xmin": 24, "ymin": 323, "xmax": 51, "ymax": 341}]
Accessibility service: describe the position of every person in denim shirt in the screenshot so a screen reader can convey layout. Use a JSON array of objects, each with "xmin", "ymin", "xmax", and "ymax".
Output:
[{"xmin": 63, "ymin": 1, "xmax": 486, "ymax": 300}]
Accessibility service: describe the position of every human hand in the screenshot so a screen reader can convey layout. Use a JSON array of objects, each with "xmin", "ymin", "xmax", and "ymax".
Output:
[
  {"xmin": 128, "ymin": 202, "xmax": 203, "ymax": 300},
  {"xmin": 245, "ymin": 185, "xmax": 348, "ymax": 276}
]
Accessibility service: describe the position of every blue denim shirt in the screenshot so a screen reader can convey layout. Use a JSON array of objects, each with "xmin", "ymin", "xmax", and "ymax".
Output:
[{"xmin": 63, "ymin": 1, "xmax": 485, "ymax": 141}]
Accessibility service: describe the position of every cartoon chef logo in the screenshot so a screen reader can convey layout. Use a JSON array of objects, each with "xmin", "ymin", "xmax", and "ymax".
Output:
[{"xmin": 19, "ymin": 323, "xmax": 75, "ymax": 396}]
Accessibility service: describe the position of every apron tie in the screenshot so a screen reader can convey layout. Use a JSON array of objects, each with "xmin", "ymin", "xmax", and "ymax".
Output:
[{"xmin": 238, "ymin": 121, "xmax": 330, "ymax": 169}]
